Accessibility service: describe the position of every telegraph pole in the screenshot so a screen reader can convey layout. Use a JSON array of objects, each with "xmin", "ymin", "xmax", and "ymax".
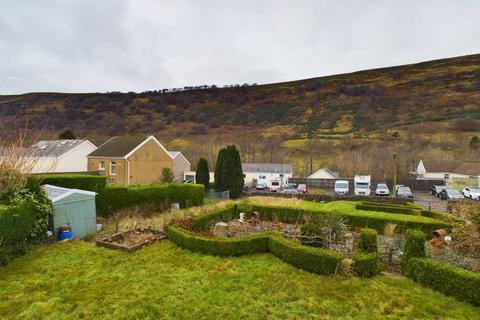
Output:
[{"xmin": 392, "ymin": 153, "xmax": 397, "ymax": 197}]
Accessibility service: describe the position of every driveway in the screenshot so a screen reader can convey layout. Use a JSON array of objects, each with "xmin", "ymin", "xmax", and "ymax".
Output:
[{"xmin": 413, "ymin": 192, "xmax": 447, "ymax": 213}]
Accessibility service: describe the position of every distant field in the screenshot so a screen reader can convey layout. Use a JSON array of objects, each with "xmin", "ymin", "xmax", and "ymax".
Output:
[{"xmin": 1, "ymin": 241, "xmax": 479, "ymax": 319}]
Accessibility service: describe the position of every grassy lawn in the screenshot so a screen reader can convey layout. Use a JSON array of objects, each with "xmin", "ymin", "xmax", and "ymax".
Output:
[
  {"xmin": 1, "ymin": 241, "xmax": 479, "ymax": 319},
  {"xmin": 248, "ymin": 197, "xmax": 444, "ymax": 224}
]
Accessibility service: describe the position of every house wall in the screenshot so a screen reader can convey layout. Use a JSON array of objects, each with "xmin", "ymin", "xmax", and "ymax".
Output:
[
  {"xmin": 88, "ymin": 158, "xmax": 127, "ymax": 185},
  {"xmin": 30, "ymin": 142, "xmax": 96, "ymax": 173},
  {"xmin": 127, "ymin": 139, "xmax": 173, "ymax": 185},
  {"xmin": 172, "ymin": 155, "xmax": 190, "ymax": 182}
]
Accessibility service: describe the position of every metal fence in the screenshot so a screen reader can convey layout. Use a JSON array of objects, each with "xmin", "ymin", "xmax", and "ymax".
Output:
[{"xmin": 288, "ymin": 178, "xmax": 444, "ymax": 192}]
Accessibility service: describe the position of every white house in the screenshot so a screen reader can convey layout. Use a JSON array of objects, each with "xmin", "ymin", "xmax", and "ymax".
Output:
[
  {"xmin": 307, "ymin": 167, "xmax": 339, "ymax": 179},
  {"xmin": 23, "ymin": 140, "xmax": 97, "ymax": 173},
  {"xmin": 242, "ymin": 163, "xmax": 293, "ymax": 188},
  {"xmin": 413, "ymin": 160, "xmax": 480, "ymax": 180},
  {"xmin": 183, "ymin": 162, "xmax": 293, "ymax": 188}
]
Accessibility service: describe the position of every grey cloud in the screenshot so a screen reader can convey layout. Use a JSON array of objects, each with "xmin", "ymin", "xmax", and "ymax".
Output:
[{"xmin": 0, "ymin": 0, "xmax": 479, "ymax": 94}]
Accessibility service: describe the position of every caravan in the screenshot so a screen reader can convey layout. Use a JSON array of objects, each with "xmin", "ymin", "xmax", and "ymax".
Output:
[{"xmin": 354, "ymin": 175, "xmax": 371, "ymax": 196}]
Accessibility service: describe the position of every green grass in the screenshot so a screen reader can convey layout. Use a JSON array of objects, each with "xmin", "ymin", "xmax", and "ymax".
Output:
[{"xmin": 1, "ymin": 241, "xmax": 479, "ymax": 319}]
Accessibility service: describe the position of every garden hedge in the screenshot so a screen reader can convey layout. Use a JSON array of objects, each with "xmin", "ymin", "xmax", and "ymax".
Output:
[
  {"xmin": 402, "ymin": 229, "xmax": 426, "ymax": 260},
  {"xmin": 191, "ymin": 204, "xmax": 238, "ymax": 232},
  {"xmin": 352, "ymin": 252, "xmax": 380, "ymax": 277},
  {"xmin": 31, "ymin": 174, "xmax": 107, "ymax": 194},
  {"xmin": 0, "ymin": 202, "xmax": 37, "ymax": 265},
  {"xmin": 165, "ymin": 224, "xmax": 270, "ymax": 256},
  {"xmin": 357, "ymin": 228, "xmax": 378, "ymax": 253},
  {"xmin": 165, "ymin": 225, "xmax": 343, "ymax": 276},
  {"xmin": 244, "ymin": 203, "xmax": 450, "ymax": 234},
  {"xmin": 97, "ymin": 183, "xmax": 204, "ymax": 216},
  {"xmin": 403, "ymin": 258, "xmax": 480, "ymax": 306},
  {"xmin": 355, "ymin": 202, "xmax": 416, "ymax": 215}
]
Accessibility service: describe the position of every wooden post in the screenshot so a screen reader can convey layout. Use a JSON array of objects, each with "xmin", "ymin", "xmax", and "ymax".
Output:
[{"xmin": 392, "ymin": 153, "xmax": 397, "ymax": 198}]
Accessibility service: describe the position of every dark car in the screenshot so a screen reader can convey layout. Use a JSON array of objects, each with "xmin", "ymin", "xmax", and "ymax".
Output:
[
  {"xmin": 431, "ymin": 185, "xmax": 447, "ymax": 197},
  {"xmin": 438, "ymin": 189, "xmax": 464, "ymax": 200}
]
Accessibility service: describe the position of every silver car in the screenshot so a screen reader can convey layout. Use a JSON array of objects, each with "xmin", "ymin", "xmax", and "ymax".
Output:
[
  {"xmin": 375, "ymin": 183, "xmax": 390, "ymax": 196},
  {"xmin": 397, "ymin": 186, "xmax": 413, "ymax": 199}
]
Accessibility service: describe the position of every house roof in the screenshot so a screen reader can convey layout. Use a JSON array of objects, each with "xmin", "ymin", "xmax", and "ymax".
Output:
[
  {"xmin": 242, "ymin": 163, "xmax": 292, "ymax": 174},
  {"xmin": 43, "ymin": 184, "xmax": 96, "ymax": 203},
  {"xmin": 88, "ymin": 136, "xmax": 150, "ymax": 158},
  {"xmin": 29, "ymin": 140, "xmax": 92, "ymax": 158},
  {"xmin": 422, "ymin": 160, "xmax": 480, "ymax": 176},
  {"xmin": 308, "ymin": 167, "xmax": 339, "ymax": 179}
]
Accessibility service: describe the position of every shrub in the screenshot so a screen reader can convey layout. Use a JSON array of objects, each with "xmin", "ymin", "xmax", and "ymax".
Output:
[
  {"xmin": 244, "ymin": 203, "xmax": 450, "ymax": 234},
  {"xmin": 190, "ymin": 204, "xmax": 238, "ymax": 232},
  {"xmin": 355, "ymin": 202, "xmax": 415, "ymax": 215},
  {"xmin": 403, "ymin": 258, "xmax": 480, "ymax": 306},
  {"xmin": 165, "ymin": 225, "xmax": 270, "ymax": 256},
  {"xmin": 403, "ymin": 229, "xmax": 426, "ymax": 260},
  {"xmin": 269, "ymin": 234, "xmax": 343, "ymax": 275},
  {"xmin": 31, "ymin": 174, "xmax": 107, "ymax": 194},
  {"xmin": 0, "ymin": 202, "xmax": 37, "ymax": 265},
  {"xmin": 352, "ymin": 252, "xmax": 380, "ymax": 277},
  {"xmin": 300, "ymin": 223, "xmax": 324, "ymax": 247},
  {"xmin": 97, "ymin": 183, "xmax": 204, "ymax": 216},
  {"xmin": 358, "ymin": 228, "xmax": 378, "ymax": 253}
]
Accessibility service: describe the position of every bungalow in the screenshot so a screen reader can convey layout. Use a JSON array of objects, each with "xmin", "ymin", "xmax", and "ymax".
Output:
[
  {"xmin": 87, "ymin": 135, "xmax": 190, "ymax": 185},
  {"xmin": 0, "ymin": 139, "xmax": 97, "ymax": 173},
  {"xmin": 307, "ymin": 168, "xmax": 339, "ymax": 179},
  {"xmin": 413, "ymin": 160, "xmax": 480, "ymax": 180},
  {"xmin": 183, "ymin": 162, "xmax": 293, "ymax": 188}
]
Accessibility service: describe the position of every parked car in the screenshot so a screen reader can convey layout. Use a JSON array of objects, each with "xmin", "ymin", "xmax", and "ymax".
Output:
[
  {"xmin": 270, "ymin": 181, "xmax": 281, "ymax": 192},
  {"xmin": 280, "ymin": 188, "xmax": 299, "ymax": 195},
  {"xmin": 242, "ymin": 185, "xmax": 249, "ymax": 193},
  {"xmin": 334, "ymin": 180, "xmax": 349, "ymax": 195},
  {"xmin": 297, "ymin": 184, "xmax": 308, "ymax": 194},
  {"xmin": 395, "ymin": 184, "xmax": 405, "ymax": 192},
  {"xmin": 397, "ymin": 186, "xmax": 413, "ymax": 199},
  {"xmin": 438, "ymin": 189, "xmax": 464, "ymax": 200},
  {"xmin": 256, "ymin": 183, "xmax": 267, "ymax": 191},
  {"xmin": 433, "ymin": 185, "xmax": 447, "ymax": 198},
  {"xmin": 462, "ymin": 187, "xmax": 480, "ymax": 200},
  {"xmin": 375, "ymin": 183, "xmax": 390, "ymax": 196}
]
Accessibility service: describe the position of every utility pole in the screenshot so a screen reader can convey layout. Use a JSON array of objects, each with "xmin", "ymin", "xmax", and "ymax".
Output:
[{"xmin": 392, "ymin": 153, "xmax": 397, "ymax": 197}]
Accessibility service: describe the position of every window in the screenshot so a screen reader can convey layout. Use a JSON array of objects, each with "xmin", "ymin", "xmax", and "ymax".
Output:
[
  {"xmin": 259, "ymin": 175, "xmax": 266, "ymax": 179},
  {"xmin": 99, "ymin": 161, "xmax": 105, "ymax": 170},
  {"xmin": 110, "ymin": 161, "xmax": 116, "ymax": 175},
  {"xmin": 444, "ymin": 173, "xmax": 450, "ymax": 179}
]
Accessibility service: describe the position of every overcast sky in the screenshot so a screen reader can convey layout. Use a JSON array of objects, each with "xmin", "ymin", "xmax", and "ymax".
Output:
[{"xmin": 1, "ymin": 0, "xmax": 479, "ymax": 94}]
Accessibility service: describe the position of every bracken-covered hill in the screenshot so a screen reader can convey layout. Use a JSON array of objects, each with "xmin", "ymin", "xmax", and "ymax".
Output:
[{"xmin": 1, "ymin": 54, "xmax": 480, "ymax": 143}]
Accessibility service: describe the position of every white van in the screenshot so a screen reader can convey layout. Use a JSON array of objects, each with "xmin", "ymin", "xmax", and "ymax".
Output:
[
  {"xmin": 354, "ymin": 175, "xmax": 371, "ymax": 196},
  {"xmin": 334, "ymin": 180, "xmax": 349, "ymax": 195}
]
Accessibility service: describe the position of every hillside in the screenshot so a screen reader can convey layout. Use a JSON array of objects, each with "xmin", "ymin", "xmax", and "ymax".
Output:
[{"xmin": 1, "ymin": 54, "xmax": 480, "ymax": 177}]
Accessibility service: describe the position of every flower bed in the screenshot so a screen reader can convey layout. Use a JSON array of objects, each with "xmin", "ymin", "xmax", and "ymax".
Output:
[{"xmin": 96, "ymin": 228, "xmax": 166, "ymax": 252}]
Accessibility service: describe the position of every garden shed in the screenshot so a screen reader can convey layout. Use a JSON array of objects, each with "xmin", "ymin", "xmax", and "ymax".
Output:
[{"xmin": 43, "ymin": 184, "xmax": 97, "ymax": 239}]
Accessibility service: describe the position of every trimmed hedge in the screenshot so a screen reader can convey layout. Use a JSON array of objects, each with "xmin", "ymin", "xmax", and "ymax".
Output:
[
  {"xmin": 244, "ymin": 203, "xmax": 450, "ymax": 234},
  {"xmin": 0, "ymin": 202, "xmax": 37, "ymax": 265},
  {"xmin": 357, "ymin": 228, "xmax": 378, "ymax": 253},
  {"xmin": 353, "ymin": 252, "xmax": 380, "ymax": 277},
  {"xmin": 355, "ymin": 202, "xmax": 415, "ymax": 215},
  {"xmin": 403, "ymin": 258, "xmax": 480, "ymax": 306},
  {"xmin": 191, "ymin": 204, "xmax": 238, "ymax": 232},
  {"xmin": 165, "ymin": 225, "xmax": 270, "ymax": 256},
  {"xmin": 403, "ymin": 229, "xmax": 426, "ymax": 260},
  {"xmin": 97, "ymin": 184, "xmax": 204, "ymax": 216},
  {"xmin": 31, "ymin": 174, "xmax": 107, "ymax": 194},
  {"xmin": 165, "ymin": 225, "xmax": 343, "ymax": 276},
  {"xmin": 269, "ymin": 234, "xmax": 343, "ymax": 275}
]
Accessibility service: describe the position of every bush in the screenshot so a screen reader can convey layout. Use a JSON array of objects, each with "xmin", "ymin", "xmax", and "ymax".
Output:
[
  {"xmin": 0, "ymin": 202, "xmax": 37, "ymax": 265},
  {"xmin": 244, "ymin": 204, "xmax": 450, "ymax": 234},
  {"xmin": 356, "ymin": 202, "xmax": 415, "ymax": 215},
  {"xmin": 403, "ymin": 229, "xmax": 426, "ymax": 260},
  {"xmin": 166, "ymin": 225, "xmax": 344, "ymax": 276},
  {"xmin": 31, "ymin": 174, "xmax": 107, "ymax": 194},
  {"xmin": 403, "ymin": 258, "xmax": 480, "ymax": 306},
  {"xmin": 190, "ymin": 204, "xmax": 237, "ymax": 232},
  {"xmin": 165, "ymin": 225, "xmax": 270, "ymax": 256},
  {"xmin": 269, "ymin": 234, "xmax": 343, "ymax": 275},
  {"xmin": 358, "ymin": 228, "xmax": 378, "ymax": 253},
  {"xmin": 97, "ymin": 183, "xmax": 204, "ymax": 216},
  {"xmin": 353, "ymin": 252, "xmax": 380, "ymax": 277},
  {"xmin": 300, "ymin": 223, "xmax": 325, "ymax": 247}
]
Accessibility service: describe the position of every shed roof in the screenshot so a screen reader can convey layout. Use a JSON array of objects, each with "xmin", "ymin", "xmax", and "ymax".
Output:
[
  {"xmin": 308, "ymin": 167, "xmax": 339, "ymax": 179},
  {"xmin": 43, "ymin": 184, "xmax": 96, "ymax": 203},
  {"xmin": 242, "ymin": 163, "xmax": 292, "ymax": 174}
]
